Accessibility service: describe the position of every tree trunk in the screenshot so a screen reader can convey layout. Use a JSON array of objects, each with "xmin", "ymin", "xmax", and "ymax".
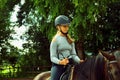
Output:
[{"xmin": 75, "ymin": 40, "xmax": 85, "ymax": 60}]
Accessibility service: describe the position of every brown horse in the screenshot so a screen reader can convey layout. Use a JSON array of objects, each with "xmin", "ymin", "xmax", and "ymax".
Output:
[
  {"xmin": 33, "ymin": 49, "xmax": 120, "ymax": 80},
  {"xmin": 33, "ymin": 54, "xmax": 105, "ymax": 80}
]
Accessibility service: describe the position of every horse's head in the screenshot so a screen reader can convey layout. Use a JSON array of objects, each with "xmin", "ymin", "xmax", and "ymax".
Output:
[{"xmin": 99, "ymin": 49, "xmax": 120, "ymax": 80}]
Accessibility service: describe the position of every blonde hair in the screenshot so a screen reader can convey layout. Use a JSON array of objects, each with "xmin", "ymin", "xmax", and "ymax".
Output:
[
  {"xmin": 54, "ymin": 31, "xmax": 74, "ymax": 44},
  {"xmin": 65, "ymin": 34, "xmax": 74, "ymax": 44}
]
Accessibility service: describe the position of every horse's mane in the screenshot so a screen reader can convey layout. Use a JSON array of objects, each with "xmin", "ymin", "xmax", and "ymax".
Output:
[{"xmin": 72, "ymin": 54, "xmax": 106, "ymax": 80}]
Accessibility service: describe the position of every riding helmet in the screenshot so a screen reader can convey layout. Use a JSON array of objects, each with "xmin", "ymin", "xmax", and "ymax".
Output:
[{"xmin": 55, "ymin": 15, "xmax": 70, "ymax": 26}]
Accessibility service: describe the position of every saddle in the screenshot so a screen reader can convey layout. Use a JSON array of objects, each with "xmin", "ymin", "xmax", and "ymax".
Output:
[
  {"xmin": 60, "ymin": 64, "xmax": 74, "ymax": 80},
  {"xmin": 60, "ymin": 58, "xmax": 76, "ymax": 80}
]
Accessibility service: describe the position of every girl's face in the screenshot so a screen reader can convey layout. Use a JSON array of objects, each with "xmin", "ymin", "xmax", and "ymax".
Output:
[{"xmin": 58, "ymin": 25, "xmax": 69, "ymax": 34}]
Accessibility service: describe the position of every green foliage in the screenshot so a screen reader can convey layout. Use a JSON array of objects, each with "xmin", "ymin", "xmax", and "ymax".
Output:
[
  {"xmin": 17, "ymin": 0, "xmax": 120, "ymax": 53},
  {"xmin": 98, "ymin": 2, "xmax": 120, "ymax": 50},
  {"xmin": 71, "ymin": 0, "xmax": 120, "ymax": 51},
  {"xmin": 0, "ymin": 0, "xmax": 20, "ymax": 65},
  {"xmin": 0, "ymin": 0, "xmax": 7, "ymax": 10}
]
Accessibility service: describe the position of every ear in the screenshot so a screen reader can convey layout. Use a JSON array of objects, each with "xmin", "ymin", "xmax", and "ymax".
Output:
[{"xmin": 99, "ymin": 50, "xmax": 115, "ymax": 61}]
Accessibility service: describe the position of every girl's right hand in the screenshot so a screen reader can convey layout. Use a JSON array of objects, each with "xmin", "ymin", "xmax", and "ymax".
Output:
[
  {"xmin": 59, "ymin": 58, "xmax": 69, "ymax": 65},
  {"xmin": 80, "ymin": 60, "xmax": 85, "ymax": 63}
]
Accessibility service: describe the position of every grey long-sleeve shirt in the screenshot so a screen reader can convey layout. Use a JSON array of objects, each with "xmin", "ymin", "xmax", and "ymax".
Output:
[{"xmin": 50, "ymin": 35, "xmax": 80, "ymax": 64}]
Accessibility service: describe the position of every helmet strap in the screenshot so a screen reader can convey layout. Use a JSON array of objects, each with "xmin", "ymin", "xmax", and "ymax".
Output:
[{"xmin": 60, "ymin": 29, "xmax": 68, "ymax": 36}]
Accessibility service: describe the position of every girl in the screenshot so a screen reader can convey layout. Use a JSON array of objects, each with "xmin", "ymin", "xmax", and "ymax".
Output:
[{"xmin": 50, "ymin": 15, "xmax": 84, "ymax": 80}]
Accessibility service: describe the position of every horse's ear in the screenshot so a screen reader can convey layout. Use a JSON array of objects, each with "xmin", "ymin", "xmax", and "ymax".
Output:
[{"xmin": 98, "ymin": 50, "xmax": 115, "ymax": 61}]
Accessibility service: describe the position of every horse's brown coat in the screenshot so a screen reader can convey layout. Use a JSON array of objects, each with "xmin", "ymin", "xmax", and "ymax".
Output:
[{"xmin": 33, "ymin": 49, "xmax": 120, "ymax": 80}]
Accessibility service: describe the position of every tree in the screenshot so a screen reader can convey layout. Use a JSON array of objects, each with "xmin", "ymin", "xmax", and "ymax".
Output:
[
  {"xmin": 0, "ymin": 0, "xmax": 21, "ymax": 65},
  {"xmin": 98, "ymin": 2, "xmax": 120, "ymax": 50},
  {"xmin": 0, "ymin": 0, "xmax": 119, "ymax": 77},
  {"xmin": 31, "ymin": 0, "xmax": 120, "ymax": 53}
]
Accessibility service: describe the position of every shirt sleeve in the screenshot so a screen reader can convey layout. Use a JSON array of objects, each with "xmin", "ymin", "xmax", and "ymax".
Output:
[
  {"xmin": 50, "ymin": 40, "xmax": 60, "ymax": 64},
  {"xmin": 71, "ymin": 43, "xmax": 80, "ymax": 64}
]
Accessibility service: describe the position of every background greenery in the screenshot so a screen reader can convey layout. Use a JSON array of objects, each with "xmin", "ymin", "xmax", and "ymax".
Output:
[{"xmin": 0, "ymin": 0, "xmax": 120, "ymax": 78}]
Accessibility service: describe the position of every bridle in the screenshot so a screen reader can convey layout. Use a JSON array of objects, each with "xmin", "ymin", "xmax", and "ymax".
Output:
[
  {"xmin": 107, "ymin": 60, "xmax": 118, "ymax": 80},
  {"xmin": 109, "ymin": 60, "xmax": 117, "ymax": 64}
]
